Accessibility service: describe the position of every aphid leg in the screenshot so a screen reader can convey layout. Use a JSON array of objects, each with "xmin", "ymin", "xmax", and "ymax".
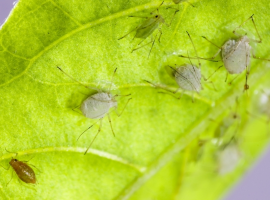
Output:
[
  {"xmin": 131, "ymin": 40, "xmax": 152, "ymax": 53},
  {"xmin": 233, "ymin": 14, "xmax": 262, "ymax": 43},
  {"xmin": 77, "ymin": 120, "xmax": 100, "ymax": 141},
  {"xmin": 158, "ymin": 28, "xmax": 162, "ymax": 43},
  {"xmin": 84, "ymin": 119, "xmax": 103, "ymax": 155},
  {"xmin": 158, "ymin": 89, "xmax": 183, "ymax": 100},
  {"xmin": 166, "ymin": 6, "xmax": 179, "ymax": 26},
  {"xmin": 228, "ymin": 74, "xmax": 240, "ymax": 85},
  {"xmin": 201, "ymin": 36, "xmax": 222, "ymax": 60},
  {"xmin": 148, "ymin": 31, "xmax": 159, "ymax": 58},
  {"xmin": 244, "ymin": 49, "xmax": 250, "ymax": 92},
  {"xmin": 6, "ymin": 170, "xmax": 14, "ymax": 187},
  {"xmin": 251, "ymin": 49, "xmax": 270, "ymax": 62},
  {"xmin": 205, "ymin": 65, "xmax": 223, "ymax": 80},
  {"xmin": 118, "ymin": 26, "xmax": 139, "ymax": 40},
  {"xmin": 114, "ymin": 97, "xmax": 132, "ymax": 117},
  {"xmin": 225, "ymin": 72, "xmax": 228, "ymax": 82},
  {"xmin": 22, "ymin": 155, "xmax": 35, "ymax": 163},
  {"xmin": 150, "ymin": 1, "xmax": 164, "ymax": 15},
  {"xmin": 72, "ymin": 105, "xmax": 83, "ymax": 115},
  {"xmin": 107, "ymin": 113, "xmax": 115, "ymax": 137},
  {"xmin": 0, "ymin": 163, "xmax": 10, "ymax": 170},
  {"xmin": 57, "ymin": 67, "xmax": 100, "ymax": 92},
  {"xmin": 202, "ymin": 75, "xmax": 217, "ymax": 91}
]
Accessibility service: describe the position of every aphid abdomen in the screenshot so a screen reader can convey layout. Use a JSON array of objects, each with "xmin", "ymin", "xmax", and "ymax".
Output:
[
  {"xmin": 80, "ymin": 92, "xmax": 117, "ymax": 119},
  {"xmin": 175, "ymin": 65, "xmax": 202, "ymax": 92},
  {"xmin": 10, "ymin": 159, "xmax": 36, "ymax": 184},
  {"xmin": 135, "ymin": 18, "xmax": 160, "ymax": 39},
  {"xmin": 222, "ymin": 37, "xmax": 251, "ymax": 74},
  {"xmin": 217, "ymin": 144, "xmax": 241, "ymax": 175}
]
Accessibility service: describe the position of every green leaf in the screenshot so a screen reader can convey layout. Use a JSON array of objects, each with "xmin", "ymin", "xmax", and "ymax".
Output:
[{"xmin": 0, "ymin": 0, "xmax": 270, "ymax": 199}]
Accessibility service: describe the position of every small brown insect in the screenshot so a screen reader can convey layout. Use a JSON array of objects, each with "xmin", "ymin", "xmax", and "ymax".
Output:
[{"xmin": 9, "ymin": 158, "xmax": 36, "ymax": 184}]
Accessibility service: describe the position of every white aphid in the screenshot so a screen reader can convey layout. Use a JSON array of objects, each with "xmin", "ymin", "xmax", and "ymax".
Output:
[
  {"xmin": 201, "ymin": 14, "xmax": 270, "ymax": 90},
  {"xmin": 258, "ymin": 90, "xmax": 270, "ymax": 117},
  {"xmin": 57, "ymin": 67, "xmax": 131, "ymax": 154},
  {"xmin": 174, "ymin": 64, "xmax": 201, "ymax": 92},
  {"xmin": 81, "ymin": 93, "xmax": 117, "ymax": 119},
  {"xmin": 222, "ymin": 36, "xmax": 251, "ymax": 74},
  {"xmin": 217, "ymin": 143, "xmax": 242, "ymax": 175}
]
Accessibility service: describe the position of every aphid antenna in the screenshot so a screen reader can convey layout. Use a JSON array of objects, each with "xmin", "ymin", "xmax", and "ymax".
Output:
[
  {"xmin": 84, "ymin": 119, "xmax": 103, "ymax": 155},
  {"xmin": 178, "ymin": 54, "xmax": 219, "ymax": 62},
  {"xmin": 57, "ymin": 67, "xmax": 100, "ymax": 92},
  {"xmin": 107, "ymin": 113, "xmax": 115, "ymax": 137},
  {"xmin": 233, "ymin": 14, "xmax": 262, "ymax": 43},
  {"xmin": 108, "ymin": 68, "xmax": 117, "ymax": 93},
  {"xmin": 150, "ymin": 1, "xmax": 164, "ymax": 15},
  {"xmin": 5, "ymin": 148, "xmax": 18, "ymax": 157},
  {"xmin": 186, "ymin": 31, "xmax": 201, "ymax": 68}
]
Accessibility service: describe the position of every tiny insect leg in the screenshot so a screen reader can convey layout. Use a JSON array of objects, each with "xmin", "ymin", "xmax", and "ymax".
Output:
[
  {"xmin": 233, "ymin": 14, "xmax": 262, "ymax": 43},
  {"xmin": 6, "ymin": 170, "xmax": 14, "ymax": 187},
  {"xmin": 114, "ymin": 98, "xmax": 132, "ymax": 117},
  {"xmin": 202, "ymin": 75, "xmax": 217, "ymax": 91},
  {"xmin": 205, "ymin": 65, "xmax": 224, "ymax": 80},
  {"xmin": 252, "ymin": 49, "xmax": 270, "ymax": 62},
  {"xmin": 118, "ymin": 26, "xmax": 139, "ymax": 40},
  {"xmin": 84, "ymin": 119, "xmax": 103, "ymax": 155},
  {"xmin": 148, "ymin": 31, "xmax": 159, "ymax": 58},
  {"xmin": 107, "ymin": 113, "xmax": 115, "ymax": 137},
  {"xmin": 0, "ymin": 163, "xmax": 10, "ymax": 171},
  {"xmin": 108, "ymin": 68, "xmax": 118, "ymax": 92},
  {"xmin": 77, "ymin": 120, "xmax": 100, "ymax": 141}
]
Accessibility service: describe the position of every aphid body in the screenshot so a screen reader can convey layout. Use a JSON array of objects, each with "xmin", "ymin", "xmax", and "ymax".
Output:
[
  {"xmin": 222, "ymin": 36, "xmax": 251, "ymax": 75},
  {"xmin": 9, "ymin": 159, "xmax": 36, "ymax": 184},
  {"xmin": 217, "ymin": 143, "xmax": 242, "ymax": 175},
  {"xmin": 174, "ymin": 64, "xmax": 201, "ymax": 92},
  {"xmin": 81, "ymin": 93, "xmax": 117, "ymax": 119},
  {"xmin": 134, "ymin": 14, "xmax": 164, "ymax": 39}
]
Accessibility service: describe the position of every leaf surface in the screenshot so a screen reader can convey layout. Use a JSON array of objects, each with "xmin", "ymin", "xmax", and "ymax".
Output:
[{"xmin": 0, "ymin": 0, "xmax": 270, "ymax": 199}]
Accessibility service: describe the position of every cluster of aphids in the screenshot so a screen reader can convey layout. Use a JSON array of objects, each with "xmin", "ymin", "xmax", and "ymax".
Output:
[{"xmin": 2, "ymin": 0, "xmax": 270, "ymax": 186}]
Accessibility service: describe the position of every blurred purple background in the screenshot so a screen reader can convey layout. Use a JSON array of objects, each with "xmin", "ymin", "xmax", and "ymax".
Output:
[{"xmin": 1, "ymin": 1, "xmax": 270, "ymax": 199}]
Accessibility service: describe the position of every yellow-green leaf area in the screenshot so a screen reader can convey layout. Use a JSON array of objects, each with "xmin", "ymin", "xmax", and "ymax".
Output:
[{"xmin": 0, "ymin": 0, "xmax": 270, "ymax": 199}]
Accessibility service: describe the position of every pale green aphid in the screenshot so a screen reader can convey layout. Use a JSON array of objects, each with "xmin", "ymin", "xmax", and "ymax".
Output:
[
  {"xmin": 57, "ymin": 67, "xmax": 131, "ymax": 155},
  {"xmin": 118, "ymin": 1, "xmax": 166, "ymax": 58}
]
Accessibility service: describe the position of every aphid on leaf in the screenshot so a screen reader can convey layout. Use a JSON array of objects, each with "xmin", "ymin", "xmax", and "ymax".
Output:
[
  {"xmin": 145, "ymin": 31, "xmax": 217, "ymax": 101},
  {"xmin": 198, "ymin": 14, "xmax": 270, "ymax": 91},
  {"xmin": 216, "ymin": 140, "xmax": 242, "ymax": 175},
  {"xmin": 9, "ymin": 158, "xmax": 36, "ymax": 184},
  {"xmin": 0, "ymin": 151, "xmax": 37, "ymax": 185},
  {"xmin": 212, "ymin": 97, "xmax": 241, "ymax": 144},
  {"xmin": 57, "ymin": 67, "xmax": 131, "ymax": 154},
  {"xmin": 118, "ymin": 1, "xmax": 167, "ymax": 58}
]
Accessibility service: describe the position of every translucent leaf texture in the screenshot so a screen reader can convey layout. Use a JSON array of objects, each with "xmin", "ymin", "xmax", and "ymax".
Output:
[{"xmin": 0, "ymin": 0, "xmax": 270, "ymax": 199}]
